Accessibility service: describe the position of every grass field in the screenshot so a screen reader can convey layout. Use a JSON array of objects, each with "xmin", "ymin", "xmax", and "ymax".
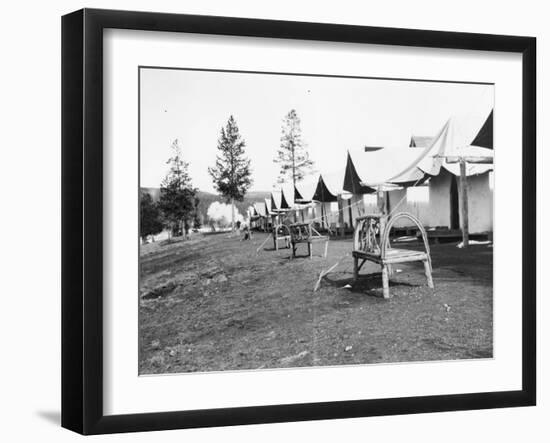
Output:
[{"xmin": 139, "ymin": 231, "xmax": 493, "ymax": 374}]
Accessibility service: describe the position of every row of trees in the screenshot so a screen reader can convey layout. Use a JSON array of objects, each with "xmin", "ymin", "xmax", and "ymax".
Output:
[
  {"xmin": 140, "ymin": 140, "xmax": 200, "ymax": 243},
  {"xmin": 140, "ymin": 109, "xmax": 315, "ymax": 241},
  {"xmin": 208, "ymin": 109, "xmax": 315, "ymax": 231}
]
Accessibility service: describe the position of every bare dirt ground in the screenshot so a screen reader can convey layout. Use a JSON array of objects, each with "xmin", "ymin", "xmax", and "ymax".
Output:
[{"xmin": 139, "ymin": 232, "xmax": 493, "ymax": 374}]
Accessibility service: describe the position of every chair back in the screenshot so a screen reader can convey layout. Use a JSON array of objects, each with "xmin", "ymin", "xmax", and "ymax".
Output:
[
  {"xmin": 289, "ymin": 222, "xmax": 312, "ymax": 242},
  {"xmin": 353, "ymin": 214, "xmax": 386, "ymax": 255},
  {"xmin": 380, "ymin": 212, "xmax": 431, "ymax": 263},
  {"xmin": 273, "ymin": 224, "xmax": 290, "ymax": 238}
]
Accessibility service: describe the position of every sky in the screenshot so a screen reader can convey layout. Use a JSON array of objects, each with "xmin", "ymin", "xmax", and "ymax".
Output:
[{"xmin": 139, "ymin": 68, "xmax": 493, "ymax": 193}]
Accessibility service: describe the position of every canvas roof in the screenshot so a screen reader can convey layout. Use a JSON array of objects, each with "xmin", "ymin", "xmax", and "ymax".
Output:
[
  {"xmin": 280, "ymin": 183, "xmax": 296, "ymax": 208},
  {"xmin": 270, "ymin": 191, "xmax": 281, "ymax": 211},
  {"xmin": 270, "ymin": 190, "xmax": 290, "ymax": 211},
  {"xmin": 294, "ymin": 174, "xmax": 320, "ymax": 203},
  {"xmin": 248, "ymin": 205, "xmax": 261, "ymax": 220},
  {"xmin": 311, "ymin": 168, "xmax": 351, "ymax": 202},
  {"xmin": 344, "ymin": 146, "xmax": 426, "ymax": 194},
  {"xmin": 294, "ymin": 186, "xmax": 304, "ymax": 202},
  {"xmin": 264, "ymin": 197, "xmax": 275, "ymax": 215},
  {"xmin": 416, "ymin": 115, "xmax": 494, "ymax": 177},
  {"xmin": 253, "ymin": 201, "xmax": 267, "ymax": 217}
]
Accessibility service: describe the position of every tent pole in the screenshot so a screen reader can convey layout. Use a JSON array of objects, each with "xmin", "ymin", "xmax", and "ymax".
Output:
[
  {"xmin": 377, "ymin": 186, "xmax": 387, "ymax": 235},
  {"xmin": 459, "ymin": 158, "xmax": 469, "ymax": 248}
]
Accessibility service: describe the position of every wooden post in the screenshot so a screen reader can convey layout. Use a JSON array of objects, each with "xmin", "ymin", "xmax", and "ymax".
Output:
[
  {"xmin": 459, "ymin": 158, "xmax": 469, "ymax": 248},
  {"xmin": 348, "ymin": 200, "xmax": 354, "ymax": 230},
  {"xmin": 337, "ymin": 196, "xmax": 345, "ymax": 235},
  {"xmin": 381, "ymin": 265, "xmax": 390, "ymax": 299},
  {"xmin": 377, "ymin": 187, "xmax": 387, "ymax": 216}
]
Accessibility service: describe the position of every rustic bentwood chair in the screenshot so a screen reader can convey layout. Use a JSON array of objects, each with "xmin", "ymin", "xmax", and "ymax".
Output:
[
  {"xmin": 272, "ymin": 224, "xmax": 291, "ymax": 250},
  {"xmin": 352, "ymin": 212, "xmax": 434, "ymax": 298},
  {"xmin": 289, "ymin": 222, "xmax": 329, "ymax": 259}
]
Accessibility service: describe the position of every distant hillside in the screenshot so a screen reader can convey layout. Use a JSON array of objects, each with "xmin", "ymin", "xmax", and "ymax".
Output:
[{"xmin": 140, "ymin": 187, "xmax": 270, "ymax": 223}]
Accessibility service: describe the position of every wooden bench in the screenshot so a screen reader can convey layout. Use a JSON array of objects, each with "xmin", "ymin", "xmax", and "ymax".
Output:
[
  {"xmin": 352, "ymin": 213, "xmax": 434, "ymax": 298},
  {"xmin": 289, "ymin": 222, "xmax": 329, "ymax": 259},
  {"xmin": 272, "ymin": 224, "xmax": 291, "ymax": 250}
]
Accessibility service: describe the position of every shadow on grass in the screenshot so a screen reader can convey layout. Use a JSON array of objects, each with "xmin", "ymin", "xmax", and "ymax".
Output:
[
  {"xmin": 323, "ymin": 272, "xmax": 417, "ymax": 295},
  {"xmin": 262, "ymin": 246, "xmax": 291, "ymax": 252}
]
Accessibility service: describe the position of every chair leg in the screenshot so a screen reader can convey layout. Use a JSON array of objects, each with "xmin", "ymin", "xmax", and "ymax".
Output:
[
  {"xmin": 309, "ymin": 242, "xmax": 312, "ymax": 259},
  {"xmin": 274, "ymin": 237, "xmax": 278, "ymax": 251},
  {"xmin": 382, "ymin": 265, "xmax": 390, "ymax": 299},
  {"xmin": 324, "ymin": 239, "xmax": 329, "ymax": 258},
  {"xmin": 353, "ymin": 257, "xmax": 358, "ymax": 281},
  {"xmin": 424, "ymin": 260, "xmax": 434, "ymax": 289}
]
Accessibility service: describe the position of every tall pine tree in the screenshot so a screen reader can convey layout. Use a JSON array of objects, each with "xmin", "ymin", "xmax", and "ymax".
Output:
[
  {"xmin": 274, "ymin": 109, "xmax": 314, "ymax": 188},
  {"xmin": 158, "ymin": 139, "xmax": 197, "ymax": 239},
  {"xmin": 208, "ymin": 116, "xmax": 252, "ymax": 231}
]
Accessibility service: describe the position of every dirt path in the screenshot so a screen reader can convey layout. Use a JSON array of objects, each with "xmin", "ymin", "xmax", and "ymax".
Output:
[{"xmin": 139, "ymin": 233, "xmax": 492, "ymax": 374}]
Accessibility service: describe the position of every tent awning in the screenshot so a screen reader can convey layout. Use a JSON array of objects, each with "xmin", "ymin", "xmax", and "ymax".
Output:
[
  {"xmin": 294, "ymin": 174, "xmax": 319, "ymax": 203},
  {"xmin": 344, "ymin": 146, "xmax": 426, "ymax": 192},
  {"xmin": 417, "ymin": 116, "xmax": 494, "ymax": 177}
]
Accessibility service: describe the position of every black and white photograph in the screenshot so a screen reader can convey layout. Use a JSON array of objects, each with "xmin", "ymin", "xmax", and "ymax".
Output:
[
  {"xmin": 138, "ymin": 67, "xmax": 495, "ymax": 375},
  {"xmin": 0, "ymin": 0, "xmax": 545, "ymax": 438}
]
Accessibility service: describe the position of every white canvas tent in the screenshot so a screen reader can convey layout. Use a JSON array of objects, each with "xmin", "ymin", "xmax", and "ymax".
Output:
[
  {"xmin": 308, "ymin": 169, "xmax": 342, "ymax": 229},
  {"xmin": 288, "ymin": 170, "xmax": 349, "ymax": 229},
  {"xmin": 413, "ymin": 114, "xmax": 494, "ymax": 236},
  {"xmin": 253, "ymin": 201, "xmax": 269, "ymax": 231},
  {"xmin": 342, "ymin": 147, "xmax": 428, "ymax": 228},
  {"xmin": 342, "ymin": 107, "xmax": 494, "ymax": 236},
  {"xmin": 346, "ymin": 146, "xmax": 426, "ymax": 189},
  {"xmin": 292, "ymin": 174, "xmax": 320, "ymax": 223},
  {"xmin": 387, "ymin": 112, "xmax": 494, "ymax": 234}
]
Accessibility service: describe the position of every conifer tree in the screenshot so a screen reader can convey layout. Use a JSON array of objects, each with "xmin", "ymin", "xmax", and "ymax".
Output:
[
  {"xmin": 208, "ymin": 116, "xmax": 252, "ymax": 231},
  {"xmin": 274, "ymin": 109, "xmax": 314, "ymax": 188},
  {"xmin": 158, "ymin": 139, "xmax": 197, "ymax": 239}
]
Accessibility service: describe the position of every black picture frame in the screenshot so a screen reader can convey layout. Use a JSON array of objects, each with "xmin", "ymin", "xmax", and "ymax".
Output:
[{"xmin": 62, "ymin": 8, "xmax": 536, "ymax": 435}]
